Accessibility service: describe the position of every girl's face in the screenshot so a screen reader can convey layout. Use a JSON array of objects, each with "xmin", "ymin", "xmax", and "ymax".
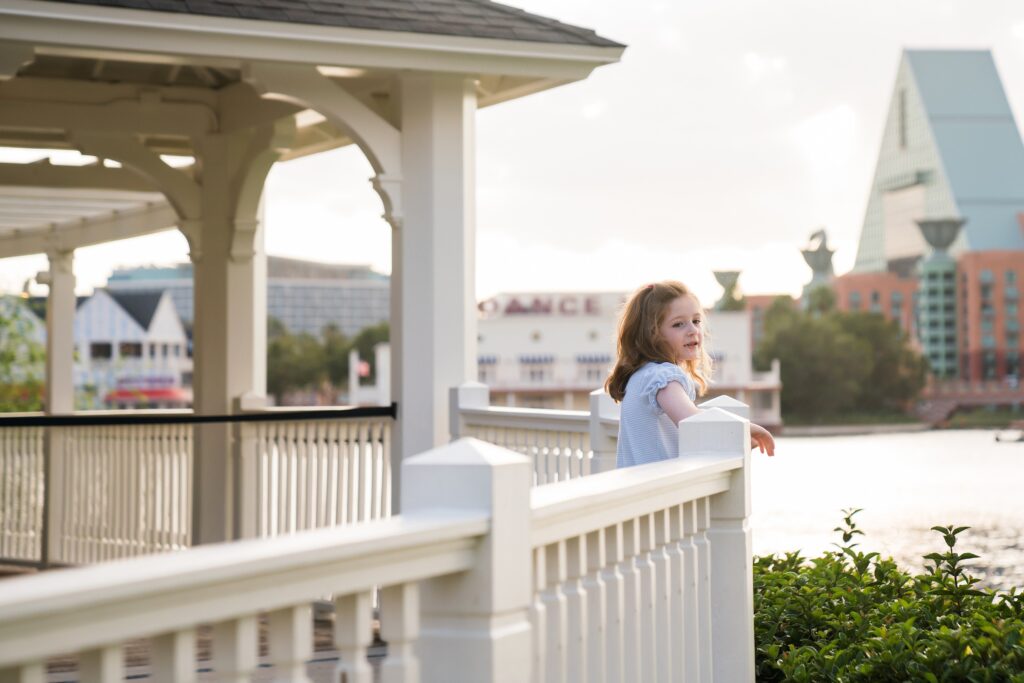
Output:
[{"xmin": 659, "ymin": 295, "xmax": 703, "ymax": 363}]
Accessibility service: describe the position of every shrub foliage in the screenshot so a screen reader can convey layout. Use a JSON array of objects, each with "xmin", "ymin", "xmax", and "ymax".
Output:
[{"xmin": 754, "ymin": 510, "xmax": 1024, "ymax": 681}]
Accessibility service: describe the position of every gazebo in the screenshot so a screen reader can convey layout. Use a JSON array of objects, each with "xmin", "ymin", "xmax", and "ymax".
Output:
[{"xmin": 0, "ymin": 0, "xmax": 624, "ymax": 543}]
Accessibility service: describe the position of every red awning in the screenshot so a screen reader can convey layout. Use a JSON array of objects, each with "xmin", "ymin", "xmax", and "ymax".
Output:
[{"xmin": 104, "ymin": 388, "xmax": 192, "ymax": 404}]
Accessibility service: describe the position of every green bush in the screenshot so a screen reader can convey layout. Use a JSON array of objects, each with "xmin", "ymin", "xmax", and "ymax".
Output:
[{"xmin": 754, "ymin": 510, "xmax": 1024, "ymax": 682}]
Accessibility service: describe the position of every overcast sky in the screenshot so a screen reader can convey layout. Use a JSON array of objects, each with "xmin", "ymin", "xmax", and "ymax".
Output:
[{"xmin": 4, "ymin": 0, "xmax": 1024, "ymax": 305}]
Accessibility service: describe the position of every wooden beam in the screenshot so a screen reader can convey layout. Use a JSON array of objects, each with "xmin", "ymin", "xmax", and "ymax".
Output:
[
  {"xmin": 0, "ymin": 200, "xmax": 178, "ymax": 257},
  {"xmin": 0, "ymin": 161, "xmax": 157, "ymax": 192}
]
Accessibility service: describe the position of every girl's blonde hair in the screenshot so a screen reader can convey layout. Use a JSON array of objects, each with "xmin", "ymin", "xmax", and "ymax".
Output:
[{"xmin": 605, "ymin": 280, "xmax": 712, "ymax": 401}]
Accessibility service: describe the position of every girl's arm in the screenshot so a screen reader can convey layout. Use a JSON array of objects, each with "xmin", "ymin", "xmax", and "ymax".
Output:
[
  {"xmin": 659, "ymin": 383, "xmax": 776, "ymax": 457},
  {"xmin": 656, "ymin": 381, "xmax": 701, "ymax": 424},
  {"xmin": 750, "ymin": 422, "xmax": 775, "ymax": 456}
]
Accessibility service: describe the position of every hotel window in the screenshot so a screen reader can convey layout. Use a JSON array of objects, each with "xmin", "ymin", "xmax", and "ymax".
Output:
[
  {"xmin": 1007, "ymin": 270, "xmax": 1018, "ymax": 284},
  {"xmin": 982, "ymin": 334, "xmax": 996, "ymax": 349},
  {"xmin": 980, "ymin": 269, "xmax": 994, "ymax": 284},
  {"xmin": 869, "ymin": 291, "xmax": 881, "ymax": 313},
  {"xmin": 519, "ymin": 355, "xmax": 554, "ymax": 384},
  {"xmin": 119, "ymin": 342, "xmax": 143, "ymax": 358},
  {"xmin": 849, "ymin": 292, "xmax": 861, "ymax": 310},
  {"xmin": 1006, "ymin": 285, "xmax": 1019, "ymax": 301},
  {"xmin": 90, "ymin": 342, "xmax": 112, "ymax": 360}
]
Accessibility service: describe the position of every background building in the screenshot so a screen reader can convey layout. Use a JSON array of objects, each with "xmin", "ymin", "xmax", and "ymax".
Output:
[
  {"xmin": 477, "ymin": 290, "xmax": 782, "ymax": 428},
  {"xmin": 835, "ymin": 49, "xmax": 1024, "ymax": 382},
  {"xmin": 107, "ymin": 256, "xmax": 390, "ymax": 338}
]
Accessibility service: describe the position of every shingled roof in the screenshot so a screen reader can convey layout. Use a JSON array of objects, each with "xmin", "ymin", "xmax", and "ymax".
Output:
[
  {"xmin": 108, "ymin": 291, "xmax": 166, "ymax": 330},
  {"xmin": 47, "ymin": 0, "xmax": 623, "ymax": 48}
]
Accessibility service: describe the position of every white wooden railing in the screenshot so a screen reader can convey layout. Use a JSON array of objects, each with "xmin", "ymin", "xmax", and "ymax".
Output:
[
  {"xmin": 238, "ymin": 415, "xmax": 392, "ymax": 539},
  {"xmin": 0, "ymin": 408, "xmax": 393, "ymax": 567},
  {"xmin": 450, "ymin": 383, "xmax": 620, "ymax": 484},
  {"xmin": 56, "ymin": 423, "xmax": 193, "ymax": 564},
  {"xmin": 0, "ymin": 426, "xmax": 44, "ymax": 563},
  {"xmin": 0, "ymin": 405, "xmax": 754, "ymax": 683}
]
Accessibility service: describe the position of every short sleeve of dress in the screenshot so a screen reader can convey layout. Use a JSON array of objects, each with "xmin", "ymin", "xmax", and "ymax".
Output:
[{"xmin": 641, "ymin": 362, "xmax": 695, "ymax": 414}]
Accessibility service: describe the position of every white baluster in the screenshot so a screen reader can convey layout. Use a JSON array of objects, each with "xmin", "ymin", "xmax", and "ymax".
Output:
[
  {"xmin": 583, "ymin": 529, "xmax": 606, "ymax": 683},
  {"xmin": 601, "ymin": 524, "xmax": 625, "ymax": 683},
  {"xmin": 634, "ymin": 514, "xmax": 657, "ymax": 681},
  {"xmin": 693, "ymin": 498, "xmax": 713, "ymax": 682},
  {"xmin": 531, "ymin": 547, "xmax": 548, "ymax": 683},
  {"xmin": 379, "ymin": 583, "xmax": 420, "ymax": 683},
  {"xmin": 652, "ymin": 509, "xmax": 673, "ymax": 683},
  {"xmin": 78, "ymin": 645, "xmax": 124, "ymax": 683},
  {"xmin": 543, "ymin": 541, "xmax": 568, "ymax": 683},
  {"xmin": 381, "ymin": 420, "xmax": 393, "ymax": 516},
  {"xmin": 335, "ymin": 591, "xmax": 374, "ymax": 683},
  {"xmin": 211, "ymin": 615, "xmax": 259, "ymax": 683},
  {"xmin": 677, "ymin": 502, "xmax": 701, "ymax": 682},
  {"xmin": 619, "ymin": 519, "xmax": 642, "ymax": 683},
  {"xmin": 150, "ymin": 629, "xmax": 197, "ymax": 683},
  {"xmin": 267, "ymin": 604, "xmax": 314, "ymax": 683},
  {"xmin": 564, "ymin": 534, "xmax": 588, "ymax": 683},
  {"xmin": 666, "ymin": 505, "xmax": 689, "ymax": 683}
]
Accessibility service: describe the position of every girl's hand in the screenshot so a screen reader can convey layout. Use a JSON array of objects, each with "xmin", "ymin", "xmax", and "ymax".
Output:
[{"xmin": 750, "ymin": 423, "xmax": 775, "ymax": 456}]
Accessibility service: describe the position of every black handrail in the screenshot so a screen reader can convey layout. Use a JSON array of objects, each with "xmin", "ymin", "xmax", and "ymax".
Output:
[{"xmin": 0, "ymin": 403, "xmax": 397, "ymax": 427}]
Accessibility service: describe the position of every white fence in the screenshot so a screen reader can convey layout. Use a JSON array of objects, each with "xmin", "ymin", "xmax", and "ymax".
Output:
[
  {"xmin": 451, "ymin": 383, "xmax": 620, "ymax": 484},
  {"xmin": 238, "ymin": 415, "xmax": 392, "ymax": 539},
  {"xmin": 0, "ymin": 410, "xmax": 392, "ymax": 566},
  {"xmin": 0, "ymin": 405, "xmax": 755, "ymax": 683}
]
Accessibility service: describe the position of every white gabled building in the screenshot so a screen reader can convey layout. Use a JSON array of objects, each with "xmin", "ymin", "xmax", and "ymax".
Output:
[{"xmin": 73, "ymin": 290, "xmax": 192, "ymax": 408}]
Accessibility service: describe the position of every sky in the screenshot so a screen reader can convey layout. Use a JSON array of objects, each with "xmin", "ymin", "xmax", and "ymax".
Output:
[{"xmin": 4, "ymin": 0, "xmax": 1024, "ymax": 305}]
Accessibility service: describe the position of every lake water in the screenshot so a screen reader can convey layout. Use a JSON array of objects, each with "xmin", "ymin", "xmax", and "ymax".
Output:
[{"xmin": 749, "ymin": 429, "xmax": 1024, "ymax": 590}]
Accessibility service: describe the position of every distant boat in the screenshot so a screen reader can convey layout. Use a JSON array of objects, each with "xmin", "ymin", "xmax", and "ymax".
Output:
[{"xmin": 995, "ymin": 420, "xmax": 1024, "ymax": 443}]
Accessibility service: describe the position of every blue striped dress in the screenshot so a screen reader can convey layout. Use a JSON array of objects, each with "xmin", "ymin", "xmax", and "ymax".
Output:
[{"xmin": 616, "ymin": 362, "xmax": 697, "ymax": 468}]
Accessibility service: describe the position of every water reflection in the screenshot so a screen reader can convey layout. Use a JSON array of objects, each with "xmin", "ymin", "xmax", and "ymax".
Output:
[{"xmin": 750, "ymin": 429, "xmax": 1024, "ymax": 590}]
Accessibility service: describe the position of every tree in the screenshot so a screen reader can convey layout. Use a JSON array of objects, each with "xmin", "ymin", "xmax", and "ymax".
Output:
[
  {"xmin": 267, "ymin": 330, "xmax": 326, "ymax": 404},
  {"xmin": 322, "ymin": 324, "xmax": 350, "ymax": 388},
  {"xmin": 756, "ymin": 313, "xmax": 872, "ymax": 417},
  {"xmin": 0, "ymin": 297, "xmax": 44, "ymax": 412},
  {"xmin": 754, "ymin": 300, "xmax": 927, "ymax": 420},
  {"xmin": 834, "ymin": 312, "xmax": 928, "ymax": 411}
]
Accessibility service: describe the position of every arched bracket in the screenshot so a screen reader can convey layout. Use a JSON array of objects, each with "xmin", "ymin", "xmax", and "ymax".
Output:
[
  {"xmin": 229, "ymin": 116, "xmax": 296, "ymax": 262},
  {"xmin": 70, "ymin": 132, "xmax": 203, "ymax": 256},
  {"xmin": 243, "ymin": 61, "xmax": 402, "ymax": 231}
]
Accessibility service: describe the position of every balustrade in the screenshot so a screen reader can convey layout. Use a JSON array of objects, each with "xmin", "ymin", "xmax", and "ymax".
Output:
[
  {"xmin": 0, "ymin": 407, "xmax": 393, "ymax": 567},
  {"xmin": 0, "ymin": 403, "xmax": 754, "ymax": 682}
]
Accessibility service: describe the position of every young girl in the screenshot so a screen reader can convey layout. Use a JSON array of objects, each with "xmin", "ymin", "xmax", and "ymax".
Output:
[{"xmin": 606, "ymin": 280, "xmax": 775, "ymax": 467}]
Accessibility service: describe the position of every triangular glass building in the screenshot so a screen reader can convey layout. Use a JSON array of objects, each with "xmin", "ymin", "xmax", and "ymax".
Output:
[{"xmin": 835, "ymin": 49, "xmax": 1024, "ymax": 382}]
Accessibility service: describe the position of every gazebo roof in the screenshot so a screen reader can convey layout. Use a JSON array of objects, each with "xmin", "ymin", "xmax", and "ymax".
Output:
[
  {"xmin": 0, "ymin": 0, "xmax": 624, "ymax": 261},
  {"xmin": 46, "ymin": 0, "xmax": 623, "ymax": 48}
]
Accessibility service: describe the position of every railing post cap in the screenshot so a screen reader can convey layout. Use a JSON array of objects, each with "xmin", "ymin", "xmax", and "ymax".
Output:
[
  {"xmin": 404, "ymin": 437, "xmax": 529, "ymax": 469},
  {"xmin": 699, "ymin": 395, "xmax": 749, "ymax": 410},
  {"xmin": 682, "ymin": 406, "xmax": 748, "ymax": 424}
]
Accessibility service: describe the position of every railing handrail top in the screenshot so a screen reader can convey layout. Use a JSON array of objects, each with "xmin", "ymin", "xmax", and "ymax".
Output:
[
  {"xmin": 0, "ymin": 403, "xmax": 397, "ymax": 427},
  {"xmin": 530, "ymin": 453, "xmax": 742, "ymax": 547},
  {"xmin": 459, "ymin": 405, "xmax": 590, "ymax": 432},
  {"xmin": 0, "ymin": 512, "xmax": 485, "ymax": 625},
  {"xmin": 460, "ymin": 405, "xmax": 589, "ymax": 420}
]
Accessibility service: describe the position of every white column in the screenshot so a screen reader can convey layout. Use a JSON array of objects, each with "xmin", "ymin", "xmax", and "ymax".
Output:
[
  {"xmin": 391, "ymin": 73, "xmax": 477, "ymax": 510},
  {"xmin": 190, "ymin": 135, "xmax": 268, "ymax": 545},
  {"xmin": 403, "ymin": 438, "xmax": 532, "ymax": 683},
  {"xmin": 679, "ymin": 407, "xmax": 754, "ymax": 683},
  {"xmin": 42, "ymin": 249, "xmax": 75, "ymax": 414},
  {"xmin": 40, "ymin": 250, "xmax": 74, "ymax": 567}
]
